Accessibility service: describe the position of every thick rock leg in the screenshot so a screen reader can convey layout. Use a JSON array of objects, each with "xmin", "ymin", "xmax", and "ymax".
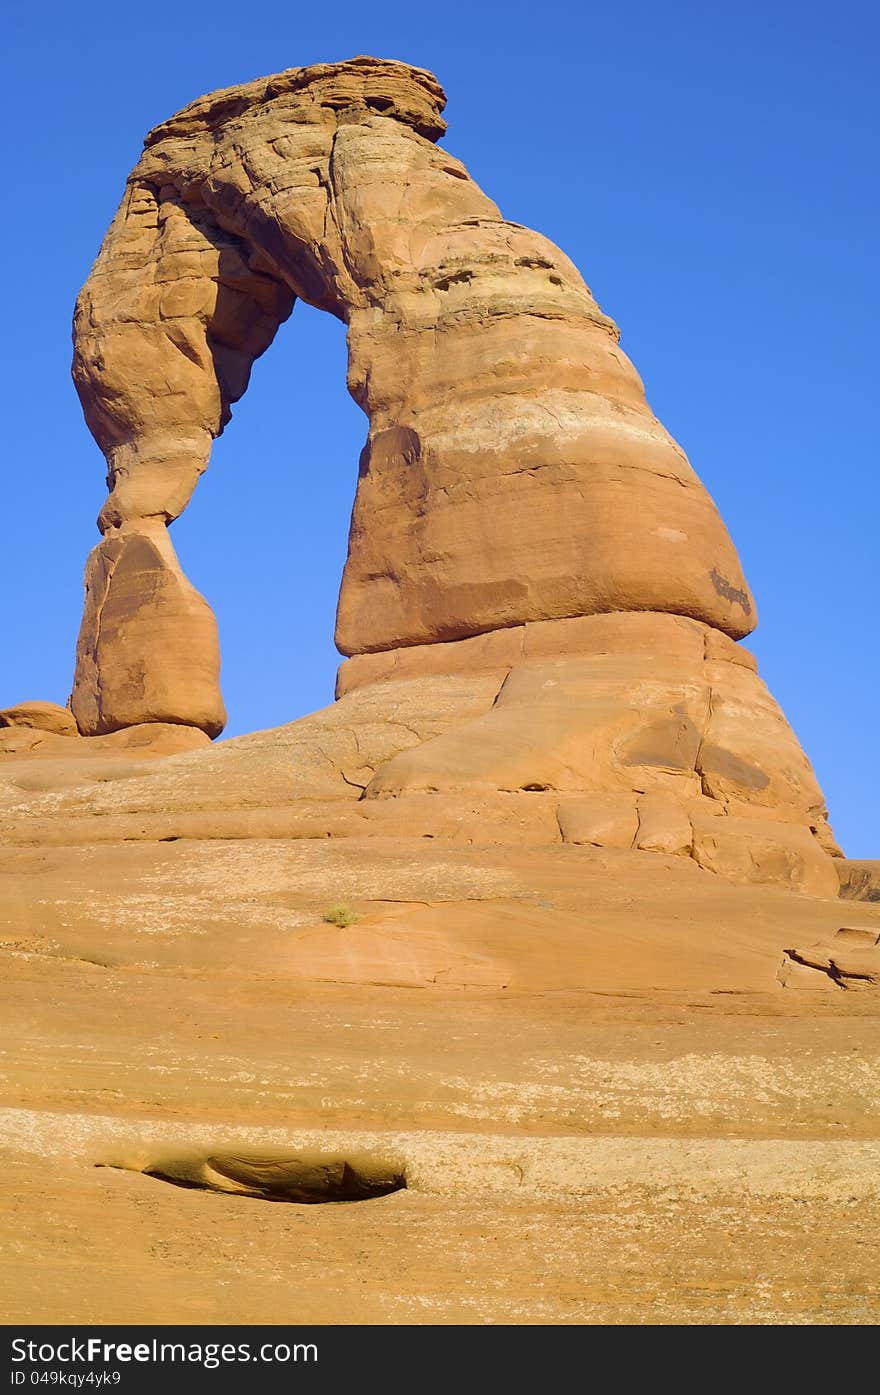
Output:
[{"xmin": 71, "ymin": 524, "xmax": 225, "ymax": 737}]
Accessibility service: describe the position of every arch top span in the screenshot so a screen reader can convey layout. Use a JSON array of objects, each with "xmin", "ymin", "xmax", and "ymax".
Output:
[
  {"xmin": 70, "ymin": 56, "xmax": 755, "ymax": 738},
  {"xmin": 142, "ymin": 56, "xmax": 448, "ymax": 147}
]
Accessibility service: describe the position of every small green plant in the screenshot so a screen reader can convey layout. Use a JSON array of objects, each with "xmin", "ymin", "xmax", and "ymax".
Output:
[{"xmin": 322, "ymin": 903, "xmax": 358, "ymax": 928}]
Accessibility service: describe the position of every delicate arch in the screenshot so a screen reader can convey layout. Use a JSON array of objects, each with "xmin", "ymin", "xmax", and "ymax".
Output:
[{"xmin": 71, "ymin": 57, "xmax": 754, "ymax": 736}]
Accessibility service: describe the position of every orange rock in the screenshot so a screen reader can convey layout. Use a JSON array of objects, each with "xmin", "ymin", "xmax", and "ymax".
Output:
[
  {"xmin": 691, "ymin": 811, "xmax": 839, "ymax": 898},
  {"xmin": 71, "ymin": 57, "xmax": 754, "ymax": 733},
  {"xmin": 635, "ymin": 796, "xmax": 694, "ymax": 857},
  {"xmin": 0, "ymin": 701, "xmax": 78, "ymax": 737},
  {"xmin": 48, "ymin": 58, "xmax": 842, "ymax": 895},
  {"xmin": 71, "ymin": 523, "xmax": 225, "ymax": 737},
  {"xmin": 556, "ymin": 794, "xmax": 639, "ymax": 849},
  {"xmin": 837, "ymin": 859, "xmax": 880, "ymax": 902}
]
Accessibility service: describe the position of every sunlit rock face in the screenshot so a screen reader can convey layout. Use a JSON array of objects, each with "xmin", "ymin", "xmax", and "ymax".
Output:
[
  {"xmin": 71, "ymin": 56, "xmax": 752, "ymax": 726},
  {"xmin": 61, "ymin": 56, "xmax": 843, "ymax": 891}
]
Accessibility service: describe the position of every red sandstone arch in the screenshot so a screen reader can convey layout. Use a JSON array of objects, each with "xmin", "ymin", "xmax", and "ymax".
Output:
[{"xmin": 71, "ymin": 56, "xmax": 754, "ymax": 737}]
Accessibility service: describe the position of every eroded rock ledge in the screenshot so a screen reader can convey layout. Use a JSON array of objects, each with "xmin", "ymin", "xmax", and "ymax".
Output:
[{"xmin": 1, "ymin": 607, "xmax": 846, "ymax": 895}]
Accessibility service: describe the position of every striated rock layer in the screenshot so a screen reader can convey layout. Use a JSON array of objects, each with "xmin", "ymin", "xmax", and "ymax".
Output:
[{"xmin": 63, "ymin": 56, "xmax": 843, "ymax": 891}]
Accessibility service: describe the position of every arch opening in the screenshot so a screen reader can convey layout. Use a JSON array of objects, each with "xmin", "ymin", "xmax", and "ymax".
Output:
[{"xmin": 172, "ymin": 299, "xmax": 366, "ymax": 735}]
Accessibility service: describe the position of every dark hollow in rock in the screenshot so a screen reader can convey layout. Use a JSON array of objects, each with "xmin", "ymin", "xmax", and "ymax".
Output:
[{"xmin": 98, "ymin": 1149, "xmax": 407, "ymax": 1204}]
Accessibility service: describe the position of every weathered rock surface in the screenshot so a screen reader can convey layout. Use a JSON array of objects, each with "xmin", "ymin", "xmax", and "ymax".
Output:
[
  {"xmin": 837, "ymin": 859, "xmax": 880, "ymax": 903},
  {"xmin": 0, "ymin": 620, "xmax": 839, "ymax": 894},
  {"xmin": 53, "ymin": 54, "xmax": 842, "ymax": 894},
  {"xmin": 778, "ymin": 925, "xmax": 880, "ymax": 990},
  {"xmin": 1, "ymin": 57, "xmax": 874, "ymax": 1328},
  {"xmin": 55, "ymin": 56, "xmax": 844, "ymax": 896},
  {"xmin": 351, "ymin": 613, "xmax": 837, "ymax": 892},
  {"xmin": 0, "ymin": 700, "xmax": 78, "ymax": 736},
  {"xmin": 0, "ymin": 721, "xmax": 211, "ymax": 795},
  {"xmin": 2, "ymin": 801, "xmax": 879, "ymax": 1323},
  {"xmin": 71, "ymin": 55, "xmax": 754, "ymax": 736},
  {"xmin": 72, "ymin": 523, "xmax": 225, "ymax": 737}
]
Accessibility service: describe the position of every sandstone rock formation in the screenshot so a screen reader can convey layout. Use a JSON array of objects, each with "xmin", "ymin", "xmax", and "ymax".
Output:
[
  {"xmin": 778, "ymin": 924, "xmax": 880, "ymax": 990},
  {"xmin": 42, "ymin": 55, "xmax": 843, "ymax": 894},
  {"xmin": 0, "ymin": 700, "xmax": 78, "ymax": 737},
  {"xmin": 73, "ymin": 524, "xmax": 225, "ymax": 737},
  {"xmin": 3, "ymin": 742, "xmax": 879, "ymax": 1322},
  {"xmin": 71, "ymin": 56, "xmax": 752, "ymax": 711},
  {"xmin": 3, "ymin": 59, "xmax": 878, "ymax": 1329}
]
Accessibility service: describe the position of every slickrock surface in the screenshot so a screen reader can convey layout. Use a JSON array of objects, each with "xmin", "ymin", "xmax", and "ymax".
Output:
[
  {"xmin": 1, "ymin": 676, "xmax": 878, "ymax": 1323},
  {"xmin": 2, "ymin": 614, "xmax": 841, "ymax": 894},
  {"xmin": 1, "ymin": 810, "xmax": 879, "ymax": 1324},
  {"xmin": 2, "ymin": 58, "xmax": 876, "ymax": 1326}
]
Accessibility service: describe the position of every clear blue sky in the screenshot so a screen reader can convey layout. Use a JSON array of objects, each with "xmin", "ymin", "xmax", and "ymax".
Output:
[{"xmin": 2, "ymin": 1, "xmax": 877, "ymax": 855}]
